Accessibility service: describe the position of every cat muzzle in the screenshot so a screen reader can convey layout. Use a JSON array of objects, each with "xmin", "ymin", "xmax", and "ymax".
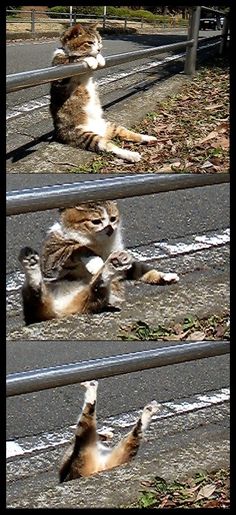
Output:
[{"xmin": 105, "ymin": 225, "xmax": 114, "ymax": 237}]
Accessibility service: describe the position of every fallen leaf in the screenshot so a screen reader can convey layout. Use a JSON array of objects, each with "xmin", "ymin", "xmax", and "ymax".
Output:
[
  {"xmin": 186, "ymin": 330, "xmax": 205, "ymax": 341},
  {"xmin": 197, "ymin": 131, "xmax": 219, "ymax": 145},
  {"xmin": 205, "ymin": 104, "xmax": 223, "ymax": 110},
  {"xmin": 196, "ymin": 484, "xmax": 216, "ymax": 500},
  {"xmin": 201, "ymin": 161, "xmax": 214, "ymax": 169},
  {"xmin": 215, "ymin": 324, "xmax": 226, "ymax": 337},
  {"xmin": 216, "ymin": 136, "xmax": 229, "ymax": 149}
]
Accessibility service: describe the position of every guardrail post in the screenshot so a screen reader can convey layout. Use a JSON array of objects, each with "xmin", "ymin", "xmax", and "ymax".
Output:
[
  {"xmin": 31, "ymin": 9, "xmax": 35, "ymax": 35},
  {"xmin": 73, "ymin": 12, "xmax": 77, "ymax": 25},
  {"xmin": 184, "ymin": 6, "xmax": 201, "ymax": 75},
  {"xmin": 69, "ymin": 6, "xmax": 73, "ymax": 27},
  {"xmin": 140, "ymin": 17, "xmax": 143, "ymax": 29},
  {"xmin": 124, "ymin": 17, "xmax": 127, "ymax": 31},
  {"xmin": 103, "ymin": 14, "xmax": 106, "ymax": 30},
  {"xmin": 219, "ymin": 15, "xmax": 229, "ymax": 55}
]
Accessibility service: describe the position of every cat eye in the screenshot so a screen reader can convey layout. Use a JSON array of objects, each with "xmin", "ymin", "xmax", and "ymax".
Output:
[
  {"xmin": 110, "ymin": 216, "xmax": 117, "ymax": 222},
  {"xmin": 91, "ymin": 219, "xmax": 102, "ymax": 225}
]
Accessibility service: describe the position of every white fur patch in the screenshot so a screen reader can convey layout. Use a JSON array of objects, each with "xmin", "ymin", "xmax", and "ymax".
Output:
[
  {"xmin": 83, "ymin": 56, "xmax": 99, "ymax": 70},
  {"xmin": 141, "ymin": 401, "xmax": 159, "ymax": 431},
  {"xmin": 162, "ymin": 272, "xmax": 179, "ymax": 283},
  {"xmin": 51, "ymin": 280, "xmax": 84, "ymax": 314},
  {"xmin": 96, "ymin": 53, "xmax": 106, "ymax": 67},
  {"xmin": 98, "ymin": 143, "xmax": 141, "ymax": 162},
  {"xmin": 82, "ymin": 255, "xmax": 104, "ymax": 275},
  {"xmin": 25, "ymin": 267, "xmax": 42, "ymax": 288},
  {"xmin": 82, "ymin": 78, "xmax": 107, "ymax": 136},
  {"xmin": 140, "ymin": 135, "xmax": 157, "ymax": 143},
  {"xmin": 52, "ymin": 48, "xmax": 66, "ymax": 58},
  {"xmin": 83, "ymin": 380, "xmax": 98, "ymax": 404}
]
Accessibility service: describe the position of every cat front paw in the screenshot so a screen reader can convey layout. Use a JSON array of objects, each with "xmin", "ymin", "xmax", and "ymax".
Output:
[
  {"xmin": 18, "ymin": 247, "xmax": 40, "ymax": 269},
  {"xmin": 108, "ymin": 250, "xmax": 134, "ymax": 271},
  {"xmin": 96, "ymin": 53, "xmax": 106, "ymax": 68},
  {"xmin": 83, "ymin": 56, "xmax": 99, "ymax": 70}
]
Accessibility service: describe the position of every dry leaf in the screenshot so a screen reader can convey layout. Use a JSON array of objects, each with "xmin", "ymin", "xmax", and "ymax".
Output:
[
  {"xmin": 186, "ymin": 331, "xmax": 205, "ymax": 341},
  {"xmin": 196, "ymin": 483, "xmax": 216, "ymax": 500},
  {"xmin": 205, "ymin": 104, "xmax": 223, "ymax": 111},
  {"xmin": 197, "ymin": 131, "xmax": 218, "ymax": 145},
  {"xmin": 201, "ymin": 160, "xmax": 214, "ymax": 169},
  {"xmin": 217, "ymin": 136, "xmax": 229, "ymax": 149}
]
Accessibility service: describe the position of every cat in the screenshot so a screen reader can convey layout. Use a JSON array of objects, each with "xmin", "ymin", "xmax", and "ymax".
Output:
[
  {"xmin": 59, "ymin": 380, "xmax": 159, "ymax": 481},
  {"xmin": 50, "ymin": 22, "xmax": 157, "ymax": 163},
  {"xmin": 18, "ymin": 200, "xmax": 179, "ymax": 325}
]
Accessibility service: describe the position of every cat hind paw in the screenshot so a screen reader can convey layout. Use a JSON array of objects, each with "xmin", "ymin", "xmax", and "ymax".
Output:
[
  {"xmin": 141, "ymin": 135, "xmax": 158, "ymax": 144},
  {"xmin": 162, "ymin": 272, "xmax": 179, "ymax": 284}
]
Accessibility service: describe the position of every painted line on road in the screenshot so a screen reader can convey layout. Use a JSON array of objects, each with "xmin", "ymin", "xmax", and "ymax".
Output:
[
  {"xmin": 6, "ymin": 387, "xmax": 229, "ymax": 459},
  {"xmin": 131, "ymin": 228, "xmax": 230, "ymax": 262}
]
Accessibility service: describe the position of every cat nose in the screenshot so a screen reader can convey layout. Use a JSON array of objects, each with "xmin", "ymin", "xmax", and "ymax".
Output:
[{"xmin": 105, "ymin": 225, "xmax": 114, "ymax": 237}]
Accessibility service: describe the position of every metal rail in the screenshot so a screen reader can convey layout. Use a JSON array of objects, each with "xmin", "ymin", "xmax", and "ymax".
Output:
[
  {"xmin": 6, "ymin": 40, "xmax": 194, "ymax": 93},
  {"xmin": 6, "ymin": 341, "xmax": 229, "ymax": 397},
  {"xmin": 6, "ymin": 173, "xmax": 230, "ymax": 216}
]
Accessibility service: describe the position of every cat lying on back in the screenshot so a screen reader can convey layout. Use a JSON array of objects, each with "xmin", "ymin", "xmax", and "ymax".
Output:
[
  {"xmin": 50, "ymin": 23, "xmax": 157, "ymax": 163},
  {"xmin": 18, "ymin": 200, "xmax": 179, "ymax": 325},
  {"xmin": 59, "ymin": 380, "xmax": 158, "ymax": 481}
]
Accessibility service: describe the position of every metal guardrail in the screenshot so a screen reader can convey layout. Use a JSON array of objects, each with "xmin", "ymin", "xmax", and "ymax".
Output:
[
  {"xmin": 6, "ymin": 173, "xmax": 230, "ymax": 216},
  {"xmin": 6, "ymin": 40, "xmax": 194, "ymax": 93},
  {"xmin": 6, "ymin": 341, "xmax": 229, "ymax": 397}
]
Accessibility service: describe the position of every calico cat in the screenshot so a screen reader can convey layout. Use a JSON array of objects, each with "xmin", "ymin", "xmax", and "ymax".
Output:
[
  {"xmin": 18, "ymin": 200, "xmax": 179, "ymax": 325},
  {"xmin": 50, "ymin": 23, "xmax": 157, "ymax": 162},
  {"xmin": 59, "ymin": 380, "xmax": 158, "ymax": 481}
]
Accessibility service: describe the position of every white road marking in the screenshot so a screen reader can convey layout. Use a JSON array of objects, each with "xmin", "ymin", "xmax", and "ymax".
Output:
[
  {"xmin": 6, "ymin": 441, "xmax": 24, "ymax": 458},
  {"xmin": 131, "ymin": 228, "xmax": 230, "ymax": 262},
  {"xmin": 6, "ymin": 387, "xmax": 229, "ymax": 459}
]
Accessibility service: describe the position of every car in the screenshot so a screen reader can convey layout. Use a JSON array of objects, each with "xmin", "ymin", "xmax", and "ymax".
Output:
[{"xmin": 199, "ymin": 18, "xmax": 219, "ymax": 30}]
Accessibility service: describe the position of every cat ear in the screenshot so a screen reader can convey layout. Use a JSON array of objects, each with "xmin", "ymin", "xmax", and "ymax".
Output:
[
  {"xmin": 70, "ymin": 24, "xmax": 85, "ymax": 37},
  {"xmin": 89, "ymin": 22, "xmax": 100, "ymax": 31},
  {"xmin": 61, "ymin": 23, "xmax": 84, "ymax": 42}
]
